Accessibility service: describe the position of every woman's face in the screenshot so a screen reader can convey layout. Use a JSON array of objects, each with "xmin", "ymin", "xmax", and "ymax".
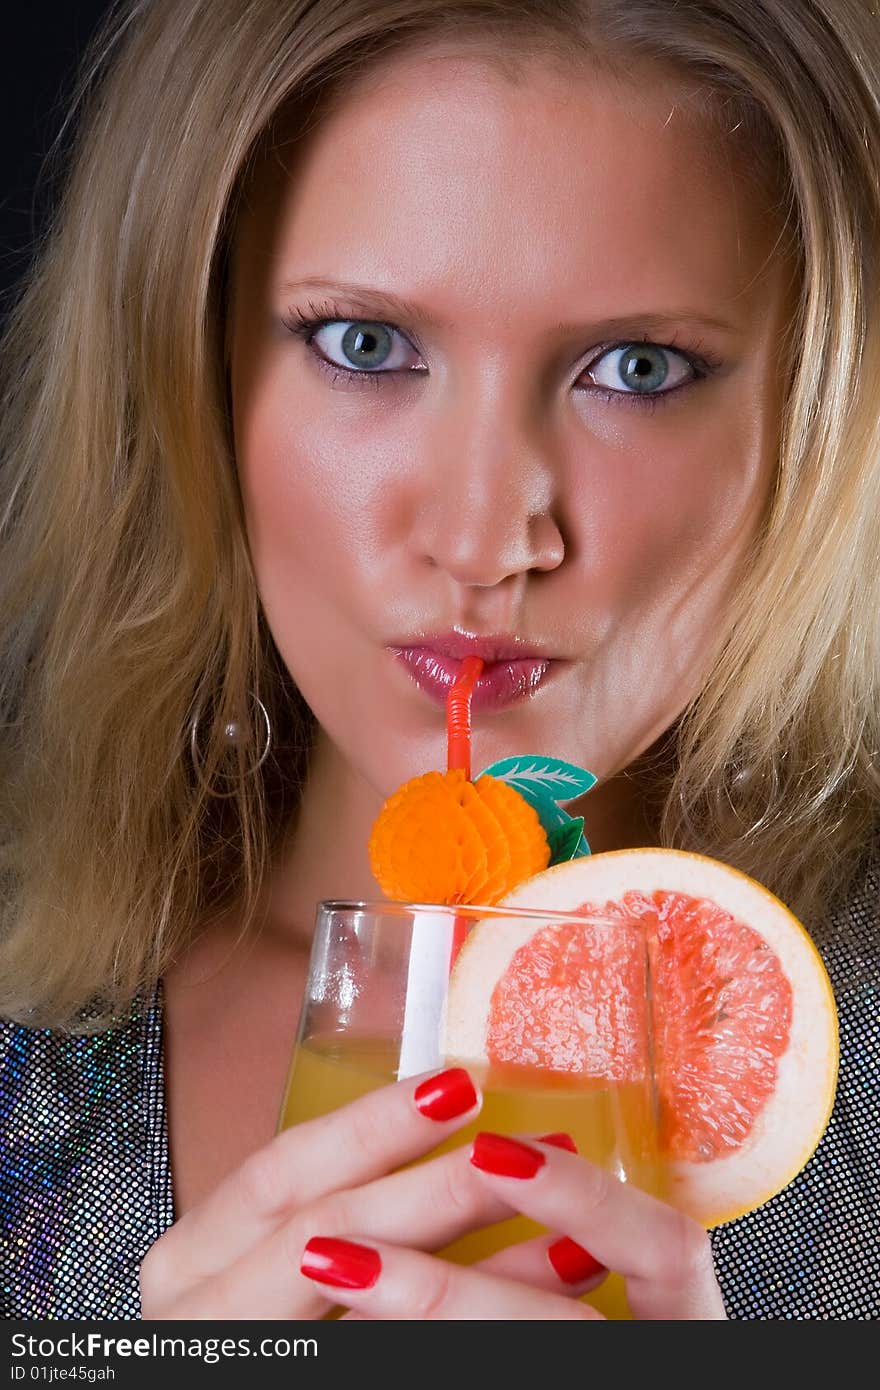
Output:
[{"xmin": 230, "ymin": 48, "xmax": 792, "ymax": 796}]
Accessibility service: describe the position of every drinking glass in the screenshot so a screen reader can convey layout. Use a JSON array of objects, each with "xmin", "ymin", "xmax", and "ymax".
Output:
[{"xmin": 277, "ymin": 899, "xmax": 666, "ymax": 1319}]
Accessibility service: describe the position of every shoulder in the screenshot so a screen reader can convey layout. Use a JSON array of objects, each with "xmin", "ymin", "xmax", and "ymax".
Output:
[
  {"xmin": 712, "ymin": 842, "xmax": 879, "ymax": 1319},
  {"xmin": 820, "ymin": 839, "xmax": 879, "ymax": 994},
  {"xmin": 0, "ymin": 988, "xmax": 157, "ymax": 1073},
  {"xmin": 0, "ymin": 984, "xmax": 171, "ymax": 1319}
]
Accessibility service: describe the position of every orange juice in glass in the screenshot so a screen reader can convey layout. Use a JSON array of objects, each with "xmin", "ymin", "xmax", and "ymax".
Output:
[{"xmin": 277, "ymin": 898, "xmax": 666, "ymax": 1320}]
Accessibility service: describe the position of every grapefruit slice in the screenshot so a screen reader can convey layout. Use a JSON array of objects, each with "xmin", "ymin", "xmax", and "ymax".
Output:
[{"xmin": 444, "ymin": 848, "xmax": 838, "ymax": 1227}]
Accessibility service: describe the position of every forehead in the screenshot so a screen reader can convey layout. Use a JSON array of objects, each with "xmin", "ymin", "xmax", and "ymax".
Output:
[
  {"xmin": 253, "ymin": 36, "xmax": 769, "ymax": 193},
  {"xmin": 232, "ymin": 44, "xmax": 786, "ymax": 323}
]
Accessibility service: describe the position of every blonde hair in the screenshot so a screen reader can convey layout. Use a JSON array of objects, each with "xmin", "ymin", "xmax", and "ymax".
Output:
[{"xmin": 1, "ymin": 0, "xmax": 878, "ymax": 1032}]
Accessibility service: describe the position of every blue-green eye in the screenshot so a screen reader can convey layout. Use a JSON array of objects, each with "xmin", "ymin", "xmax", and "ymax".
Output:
[
  {"xmin": 311, "ymin": 319, "xmax": 420, "ymax": 372},
  {"xmin": 589, "ymin": 343, "xmax": 695, "ymax": 395}
]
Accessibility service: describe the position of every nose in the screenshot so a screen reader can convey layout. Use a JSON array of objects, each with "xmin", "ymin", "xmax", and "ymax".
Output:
[{"xmin": 410, "ymin": 390, "xmax": 565, "ymax": 588}]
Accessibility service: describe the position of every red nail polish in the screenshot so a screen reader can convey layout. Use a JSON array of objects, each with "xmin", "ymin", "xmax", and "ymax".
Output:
[
  {"xmin": 414, "ymin": 1067, "xmax": 478, "ymax": 1121},
  {"xmin": 538, "ymin": 1132, "xmax": 578, "ymax": 1153},
  {"xmin": 470, "ymin": 1131, "xmax": 546, "ymax": 1178},
  {"xmin": 547, "ymin": 1236, "xmax": 607, "ymax": 1285},
  {"xmin": 300, "ymin": 1236, "xmax": 382, "ymax": 1290}
]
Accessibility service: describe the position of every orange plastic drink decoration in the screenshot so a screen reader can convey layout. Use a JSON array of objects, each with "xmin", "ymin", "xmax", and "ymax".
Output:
[
  {"xmin": 368, "ymin": 658, "xmax": 550, "ymax": 905},
  {"xmin": 369, "ymin": 767, "xmax": 550, "ymax": 904}
]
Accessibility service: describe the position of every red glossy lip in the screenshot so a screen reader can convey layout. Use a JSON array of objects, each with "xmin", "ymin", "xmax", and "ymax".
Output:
[{"xmin": 389, "ymin": 632, "xmax": 557, "ymax": 711}]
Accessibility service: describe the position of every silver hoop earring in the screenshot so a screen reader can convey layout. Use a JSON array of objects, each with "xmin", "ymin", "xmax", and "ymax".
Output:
[{"xmin": 189, "ymin": 693, "xmax": 272, "ymax": 798}]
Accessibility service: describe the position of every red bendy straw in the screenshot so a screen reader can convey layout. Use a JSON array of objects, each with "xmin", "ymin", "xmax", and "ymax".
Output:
[
  {"xmin": 446, "ymin": 656, "xmax": 484, "ymax": 779},
  {"xmin": 446, "ymin": 656, "xmax": 484, "ymax": 968}
]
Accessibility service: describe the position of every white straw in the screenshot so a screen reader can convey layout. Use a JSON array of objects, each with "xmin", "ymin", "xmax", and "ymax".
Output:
[{"xmin": 397, "ymin": 909, "xmax": 455, "ymax": 1079}]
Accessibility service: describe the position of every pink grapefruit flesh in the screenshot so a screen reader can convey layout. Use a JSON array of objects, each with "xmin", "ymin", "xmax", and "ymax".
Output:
[{"xmin": 444, "ymin": 849, "xmax": 838, "ymax": 1227}]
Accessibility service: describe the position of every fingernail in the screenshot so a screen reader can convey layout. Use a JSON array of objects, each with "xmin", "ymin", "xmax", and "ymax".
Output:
[
  {"xmin": 538, "ymin": 1132, "xmax": 578, "ymax": 1153},
  {"xmin": 470, "ymin": 1131, "xmax": 546, "ymax": 1179},
  {"xmin": 547, "ymin": 1236, "xmax": 607, "ymax": 1285},
  {"xmin": 300, "ymin": 1236, "xmax": 382, "ymax": 1290},
  {"xmin": 414, "ymin": 1067, "xmax": 478, "ymax": 1121}
]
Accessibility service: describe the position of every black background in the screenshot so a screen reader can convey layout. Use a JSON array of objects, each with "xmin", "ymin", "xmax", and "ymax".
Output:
[{"xmin": 1, "ymin": 2, "xmax": 115, "ymax": 318}]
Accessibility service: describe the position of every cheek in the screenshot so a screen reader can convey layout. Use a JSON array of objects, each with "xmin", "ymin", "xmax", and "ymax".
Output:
[
  {"xmin": 235, "ymin": 374, "xmax": 370, "ymax": 615},
  {"xmin": 568, "ymin": 385, "xmax": 774, "ymax": 614}
]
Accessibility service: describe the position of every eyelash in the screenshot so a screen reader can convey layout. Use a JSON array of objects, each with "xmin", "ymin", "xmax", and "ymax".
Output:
[
  {"xmin": 283, "ymin": 299, "xmax": 400, "ymax": 392},
  {"xmin": 281, "ymin": 296, "xmax": 723, "ymax": 407}
]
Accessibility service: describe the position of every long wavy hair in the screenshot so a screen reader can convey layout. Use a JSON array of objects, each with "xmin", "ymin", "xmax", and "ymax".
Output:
[{"xmin": 1, "ymin": 0, "xmax": 878, "ymax": 1032}]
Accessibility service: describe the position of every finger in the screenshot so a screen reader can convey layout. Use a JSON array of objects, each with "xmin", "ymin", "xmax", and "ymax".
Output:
[
  {"xmin": 467, "ymin": 1132, "xmax": 727, "ymax": 1320},
  {"xmin": 475, "ymin": 1233, "xmax": 609, "ymax": 1296},
  {"xmin": 164, "ymin": 1135, "xmax": 517, "ymax": 1320},
  {"xmin": 298, "ymin": 1235, "xmax": 601, "ymax": 1321},
  {"xmin": 141, "ymin": 1066, "xmax": 481, "ymax": 1298}
]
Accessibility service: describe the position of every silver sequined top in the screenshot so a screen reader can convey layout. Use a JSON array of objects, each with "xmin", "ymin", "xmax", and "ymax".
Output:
[{"xmin": 1, "ymin": 864, "xmax": 878, "ymax": 1320}]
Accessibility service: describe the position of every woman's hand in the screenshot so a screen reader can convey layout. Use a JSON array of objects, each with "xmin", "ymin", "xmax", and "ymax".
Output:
[
  {"xmin": 141, "ymin": 1065, "xmax": 502, "ymax": 1319},
  {"xmin": 140, "ymin": 1068, "xmax": 726, "ymax": 1320},
  {"xmin": 299, "ymin": 1130, "xmax": 728, "ymax": 1321}
]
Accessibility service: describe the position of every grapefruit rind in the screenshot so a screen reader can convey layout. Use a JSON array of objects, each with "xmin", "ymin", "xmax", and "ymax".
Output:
[{"xmin": 443, "ymin": 848, "xmax": 838, "ymax": 1229}]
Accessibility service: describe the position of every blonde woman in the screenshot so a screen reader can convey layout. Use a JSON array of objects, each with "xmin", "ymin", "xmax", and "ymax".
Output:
[{"xmin": 1, "ymin": 0, "xmax": 877, "ymax": 1321}]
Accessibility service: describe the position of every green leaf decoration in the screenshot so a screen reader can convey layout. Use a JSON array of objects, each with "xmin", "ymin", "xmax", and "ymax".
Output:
[
  {"xmin": 477, "ymin": 756, "xmax": 595, "ymax": 863},
  {"xmin": 477, "ymin": 756, "xmax": 597, "ymax": 802},
  {"xmin": 547, "ymin": 816, "xmax": 585, "ymax": 863},
  {"xmin": 526, "ymin": 794, "xmax": 572, "ymax": 838}
]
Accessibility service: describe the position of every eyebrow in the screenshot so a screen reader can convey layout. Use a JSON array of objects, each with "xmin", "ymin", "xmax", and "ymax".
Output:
[
  {"xmin": 277, "ymin": 276, "xmax": 743, "ymax": 338},
  {"xmin": 278, "ymin": 277, "xmax": 446, "ymax": 329}
]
